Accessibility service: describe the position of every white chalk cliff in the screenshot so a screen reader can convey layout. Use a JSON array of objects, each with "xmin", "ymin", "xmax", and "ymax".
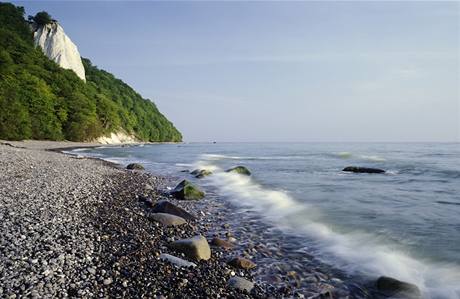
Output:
[{"xmin": 33, "ymin": 22, "xmax": 86, "ymax": 81}]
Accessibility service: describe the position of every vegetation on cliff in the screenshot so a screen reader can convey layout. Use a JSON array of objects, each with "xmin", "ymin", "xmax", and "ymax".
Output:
[{"xmin": 0, "ymin": 3, "xmax": 182, "ymax": 142}]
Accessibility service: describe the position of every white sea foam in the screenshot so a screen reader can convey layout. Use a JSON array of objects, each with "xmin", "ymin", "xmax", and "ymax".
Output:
[{"xmin": 202, "ymin": 164, "xmax": 460, "ymax": 299}]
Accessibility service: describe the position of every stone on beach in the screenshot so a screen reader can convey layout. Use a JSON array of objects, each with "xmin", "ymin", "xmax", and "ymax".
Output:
[
  {"xmin": 228, "ymin": 276, "xmax": 254, "ymax": 292},
  {"xmin": 376, "ymin": 276, "xmax": 422, "ymax": 299},
  {"xmin": 159, "ymin": 253, "xmax": 196, "ymax": 268},
  {"xmin": 225, "ymin": 166, "xmax": 251, "ymax": 176},
  {"xmin": 126, "ymin": 163, "xmax": 144, "ymax": 170},
  {"xmin": 149, "ymin": 213, "xmax": 186, "ymax": 227},
  {"xmin": 191, "ymin": 169, "xmax": 213, "ymax": 178},
  {"xmin": 210, "ymin": 237, "xmax": 234, "ymax": 250},
  {"xmin": 228, "ymin": 257, "xmax": 256, "ymax": 270},
  {"xmin": 342, "ymin": 166, "xmax": 385, "ymax": 174},
  {"xmin": 170, "ymin": 180, "xmax": 205, "ymax": 200},
  {"xmin": 170, "ymin": 235, "xmax": 211, "ymax": 261},
  {"xmin": 151, "ymin": 200, "xmax": 196, "ymax": 220}
]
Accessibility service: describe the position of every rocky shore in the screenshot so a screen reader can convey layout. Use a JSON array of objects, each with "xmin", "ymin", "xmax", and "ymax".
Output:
[
  {"xmin": 1, "ymin": 142, "xmax": 421, "ymax": 299},
  {"xmin": 0, "ymin": 143, "xmax": 280, "ymax": 298}
]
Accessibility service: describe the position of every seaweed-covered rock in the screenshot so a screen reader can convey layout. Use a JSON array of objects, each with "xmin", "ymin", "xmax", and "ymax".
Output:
[
  {"xmin": 375, "ymin": 276, "xmax": 421, "ymax": 299},
  {"xmin": 170, "ymin": 180, "xmax": 205, "ymax": 200},
  {"xmin": 191, "ymin": 169, "xmax": 213, "ymax": 178},
  {"xmin": 126, "ymin": 163, "xmax": 144, "ymax": 170},
  {"xmin": 170, "ymin": 235, "xmax": 211, "ymax": 261},
  {"xmin": 151, "ymin": 200, "xmax": 196, "ymax": 220},
  {"xmin": 225, "ymin": 166, "xmax": 251, "ymax": 176},
  {"xmin": 342, "ymin": 166, "xmax": 385, "ymax": 174}
]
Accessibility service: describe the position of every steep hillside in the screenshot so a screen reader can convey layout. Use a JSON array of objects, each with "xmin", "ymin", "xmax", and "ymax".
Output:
[{"xmin": 0, "ymin": 3, "xmax": 182, "ymax": 142}]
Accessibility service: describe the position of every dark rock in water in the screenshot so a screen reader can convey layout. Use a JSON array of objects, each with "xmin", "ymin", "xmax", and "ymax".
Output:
[
  {"xmin": 170, "ymin": 235, "xmax": 211, "ymax": 261},
  {"xmin": 343, "ymin": 166, "xmax": 385, "ymax": 174},
  {"xmin": 126, "ymin": 163, "xmax": 144, "ymax": 170},
  {"xmin": 225, "ymin": 166, "xmax": 251, "ymax": 176},
  {"xmin": 210, "ymin": 237, "xmax": 234, "ymax": 250},
  {"xmin": 192, "ymin": 169, "xmax": 212, "ymax": 178},
  {"xmin": 151, "ymin": 200, "xmax": 196, "ymax": 220},
  {"xmin": 228, "ymin": 276, "xmax": 254, "ymax": 292},
  {"xmin": 170, "ymin": 180, "xmax": 205, "ymax": 200},
  {"xmin": 228, "ymin": 257, "xmax": 256, "ymax": 270},
  {"xmin": 149, "ymin": 213, "xmax": 187, "ymax": 227},
  {"xmin": 376, "ymin": 276, "xmax": 422, "ymax": 299}
]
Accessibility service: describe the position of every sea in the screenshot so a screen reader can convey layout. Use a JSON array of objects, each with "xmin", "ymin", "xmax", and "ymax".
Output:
[{"xmin": 71, "ymin": 142, "xmax": 460, "ymax": 299}]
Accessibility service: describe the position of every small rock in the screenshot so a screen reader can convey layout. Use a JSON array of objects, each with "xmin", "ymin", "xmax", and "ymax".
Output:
[
  {"xmin": 160, "ymin": 254, "xmax": 197, "ymax": 268},
  {"xmin": 210, "ymin": 237, "xmax": 234, "ymax": 250},
  {"xmin": 170, "ymin": 235, "xmax": 211, "ymax": 261},
  {"xmin": 103, "ymin": 278, "xmax": 113, "ymax": 285},
  {"xmin": 342, "ymin": 166, "xmax": 385, "ymax": 174},
  {"xmin": 151, "ymin": 200, "xmax": 196, "ymax": 220},
  {"xmin": 149, "ymin": 213, "xmax": 186, "ymax": 227},
  {"xmin": 225, "ymin": 166, "xmax": 251, "ymax": 176},
  {"xmin": 126, "ymin": 163, "xmax": 144, "ymax": 170},
  {"xmin": 228, "ymin": 276, "xmax": 254, "ymax": 292},
  {"xmin": 170, "ymin": 180, "xmax": 205, "ymax": 200},
  {"xmin": 376, "ymin": 276, "xmax": 422, "ymax": 299},
  {"xmin": 228, "ymin": 257, "xmax": 256, "ymax": 270}
]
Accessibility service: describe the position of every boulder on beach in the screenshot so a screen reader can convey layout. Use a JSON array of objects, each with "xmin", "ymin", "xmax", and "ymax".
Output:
[
  {"xmin": 228, "ymin": 257, "xmax": 256, "ymax": 270},
  {"xmin": 225, "ymin": 166, "xmax": 251, "ymax": 176},
  {"xmin": 170, "ymin": 180, "xmax": 205, "ymax": 200},
  {"xmin": 170, "ymin": 235, "xmax": 211, "ymax": 261},
  {"xmin": 191, "ymin": 169, "xmax": 213, "ymax": 178},
  {"xmin": 159, "ymin": 253, "xmax": 196, "ymax": 268},
  {"xmin": 228, "ymin": 276, "xmax": 254, "ymax": 292},
  {"xmin": 149, "ymin": 213, "xmax": 186, "ymax": 227},
  {"xmin": 126, "ymin": 163, "xmax": 144, "ymax": 170},
  {"xmin": 151, "ymin": 200, "xmax": 196, "ymax": 220},
  {"xmin": 210, "ymin": 237, "xmax": 234, "ymax": 250},
  {"xmin": 342, "ymin": 166, "xmax": 385, "ymax": 174},
  {"xmin": 375, "ymin": 276, "xmax": 422, "ymax": 299}
]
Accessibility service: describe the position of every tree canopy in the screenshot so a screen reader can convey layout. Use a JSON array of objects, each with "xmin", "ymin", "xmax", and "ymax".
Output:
[{"xmin": 32, "ymin": 11, "xmax": 53, "ymax": 26}]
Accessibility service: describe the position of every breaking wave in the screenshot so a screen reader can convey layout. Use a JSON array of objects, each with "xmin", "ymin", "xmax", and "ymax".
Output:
[{"xmin": 197, "ymin": 161, "xmax": 460, "ymax": 299}]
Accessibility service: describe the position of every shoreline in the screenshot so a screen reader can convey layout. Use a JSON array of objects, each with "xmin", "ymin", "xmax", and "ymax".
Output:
[
  {"xmin": 0, "ymin": 141, "xmax": 281, "ymax": 298},
  {"xmin": 1, "ymin": 140, "xmax": 424, "ymax": 298}
]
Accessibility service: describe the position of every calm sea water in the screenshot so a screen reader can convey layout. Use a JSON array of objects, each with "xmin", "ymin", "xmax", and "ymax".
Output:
[{"xmin": 74, "ymin": 142, "xmax": 460, "ymax": 298}]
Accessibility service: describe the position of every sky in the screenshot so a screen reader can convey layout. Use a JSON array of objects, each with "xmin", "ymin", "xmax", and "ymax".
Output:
[{"xmin": 13, "ymin": 1, "xmax": 460, "ymax": 142}]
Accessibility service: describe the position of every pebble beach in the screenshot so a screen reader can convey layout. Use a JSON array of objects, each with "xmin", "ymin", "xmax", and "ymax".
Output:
[{"xmin": 0, "ymin": 142, "xmax": 281, "ymax": 298}]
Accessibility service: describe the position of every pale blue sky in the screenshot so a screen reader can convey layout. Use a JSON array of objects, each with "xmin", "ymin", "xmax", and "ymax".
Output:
[{"xmin": 14, "ymin": 1, "xmax": 460, "ymax": 142}]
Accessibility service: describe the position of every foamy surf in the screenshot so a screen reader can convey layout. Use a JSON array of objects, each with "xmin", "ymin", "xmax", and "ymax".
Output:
[{"xmin": 200, "ymin": 162, "xmax": 460, "ymax": 299}]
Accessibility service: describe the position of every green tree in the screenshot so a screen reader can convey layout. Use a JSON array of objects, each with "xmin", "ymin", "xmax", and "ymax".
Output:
[{"xmin": 33, "ymin": 11, "xmax": 52, "ymax": 26}]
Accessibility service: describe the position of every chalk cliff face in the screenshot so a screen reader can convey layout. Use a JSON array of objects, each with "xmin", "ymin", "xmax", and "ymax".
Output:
[{"xmin": 33, "ymin": 22, "xmax": 86, "ymax": 81}]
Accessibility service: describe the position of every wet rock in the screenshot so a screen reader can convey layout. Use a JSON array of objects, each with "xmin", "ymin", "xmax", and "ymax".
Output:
[
  {"xmin": 159, "ymin": 254, "xmax": 196, "ymax": 268},
  {"xmin": 149, "ymin": 213, "xmax": 186, "ymax": 227},
  {"xmin": 151, "ymin": 200, "xmax": 196, "ymax": 220},
  {"xmin": 170, "ymin": 235, "xmax": 211, "ymax": 261},
  {"xmin": 126, "ymin": 163, "xmax": 144, "ymax": 170},
  {"xmin": 210, "ymin": 238, "xmax": 234, "ymax": 250},
  {"xmin": 375, "ymin": 276, "xmax": 422, "ymax": 299},
  {"xmin": 228, "ymin": 276, "xmax": 254, "ymax": 292},
  {"xmin": 228, "ymin": 257, "xmax": 256, "ymax": 270},
  {"xmin": 225, "ymin": 166, "xmax": 251, "ymax": 176},
  {"xmin": 191, "ymin": 169, "xmax": 213, "ymax": 178},
  {"xmin": 342, "ymin": 166, "xmax": 385, "ymax": 174},
  {"xmin": 170, "ymin": 180, "xmax": 205, "ymax": 200}
]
